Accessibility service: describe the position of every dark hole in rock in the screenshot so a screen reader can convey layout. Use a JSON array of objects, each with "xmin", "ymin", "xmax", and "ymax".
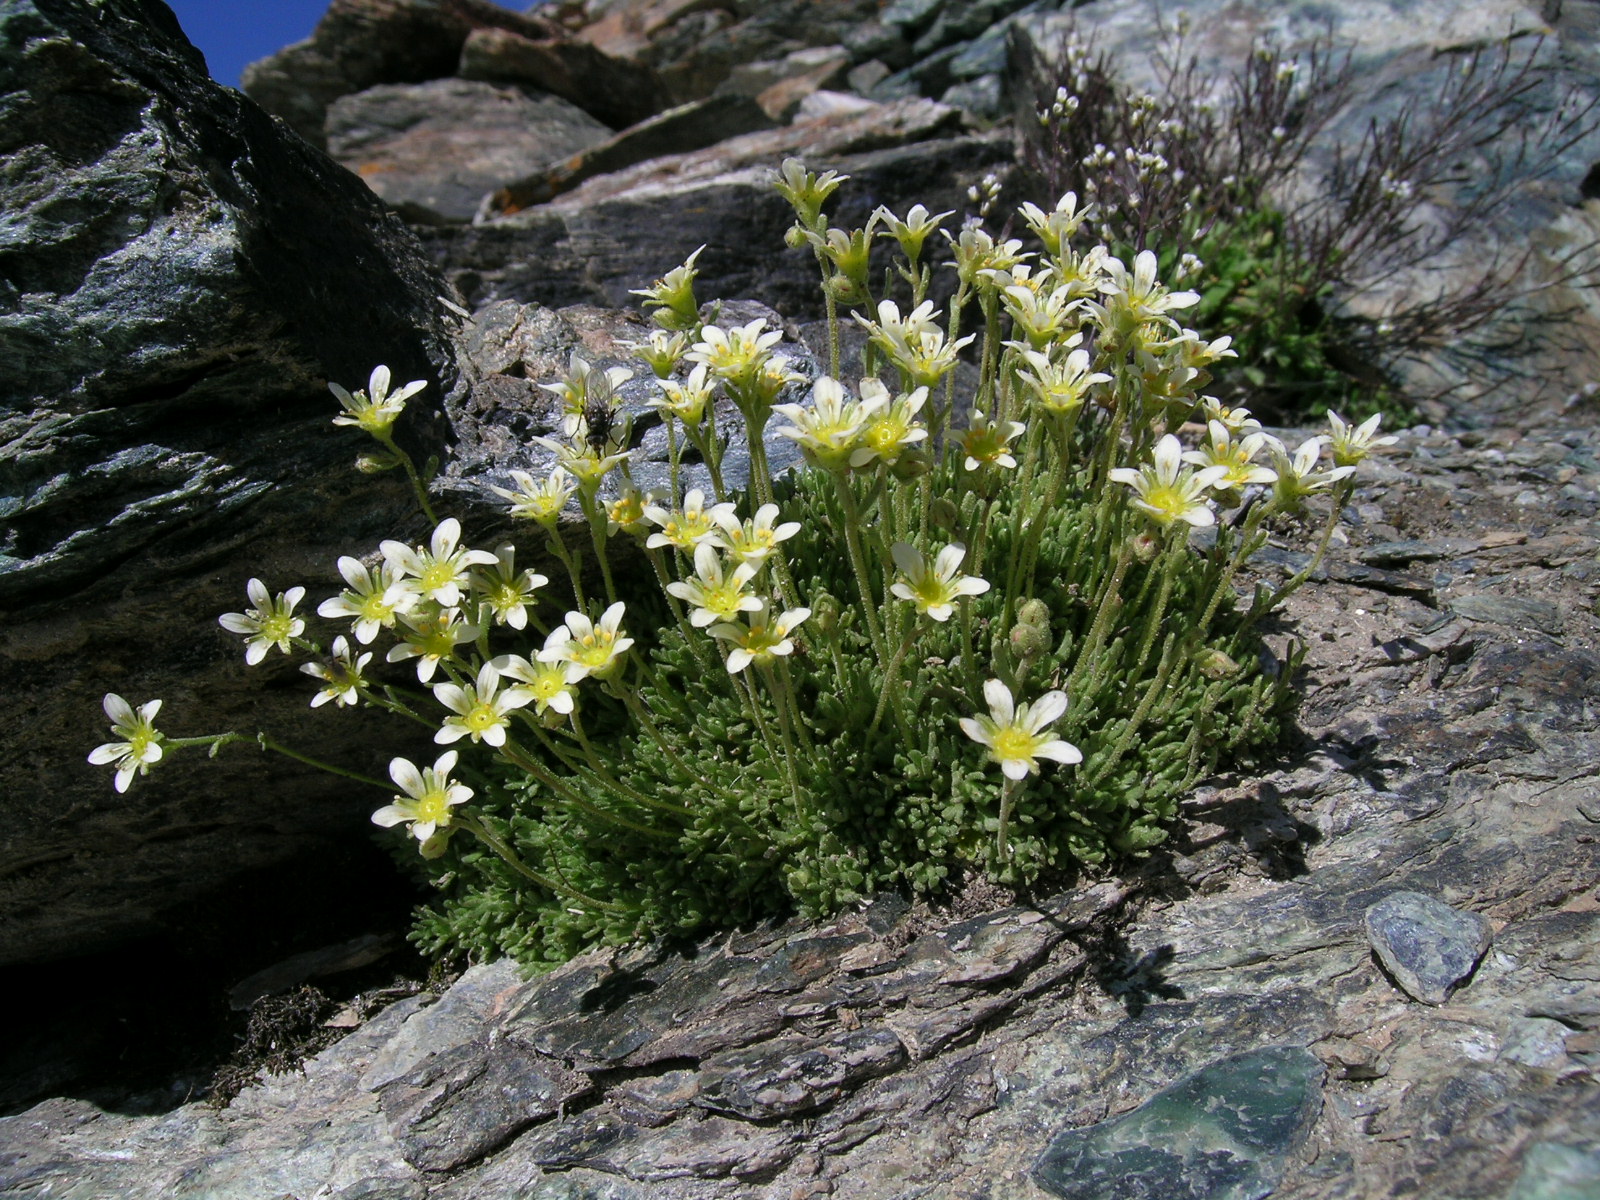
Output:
[
  {"xmin": 1581, "ymin": 162, "xmax": 1600, "ymax": 200},
  {"xmin": 0, "ymin": 842, "xmax": 426, "ymax": 1118}
]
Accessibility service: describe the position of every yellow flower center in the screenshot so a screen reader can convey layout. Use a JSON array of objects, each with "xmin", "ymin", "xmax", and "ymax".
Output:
[
  {"xmin": 865, "ymin": 415, "xmax": 911, "ymax": 453},
  {"xmin": 463, "ymin": 703, "xmax": 499, "ymax": 733},
  {"xmin": 704, "ymin": 584, "xmax": 745, "ymax": 618},
  {"xmin": 413, "ymin": 788, "xmax": 453, "ymax": 826},
  {"xmin": 359, "ymin": 593, "xmax": 395, "ymax": 621},
  {"xmin": 416, "ymin": 629, "xmax": 457, "ymax": 658},
  {"xmin": 260, "ymin": 612, "xmax": 295, "ymax": 642},
  {"xmin": 419, "ymin": 562, "xmax": 456, "ymax": 593},
  {"xmin": 1142, "ymin": 484, "xmax": 1187, "ymax": 523},
  {"xmin": 991, "ymin": 728, "xmax": 1038, "ymax": 762}
]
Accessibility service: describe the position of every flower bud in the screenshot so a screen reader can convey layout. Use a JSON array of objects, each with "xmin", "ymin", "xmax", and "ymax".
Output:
[
  {"xmin": 784, "ymin": 224, "xmax": 810, "ymax": 249},
  {"xmin": 811, "ymin": 592, "xmax": 841, "ymax": 634},
  {"xmin": 419, "ymin": 828, "xmax": 455, "ymax": 859},
  {"xmin": 1197, "ymin": 649, "xmax": 1241, "ymax": 679},
  {"xmin": 889, "ymin": 448, "xmax": 932, "ymax": 480},
  {"xmin": 356, "ymin": 450, "xmax": 403, "ymax": 474},
  {"xmin": 930, "ymin": 498, "xmax": 960, "ymax": 532},
  {"xmin": 1008, "ymin": 620, "xmax": 1050, "ymax": 661},
  {"xmin": 1017, "ymin": 598, "xmax": 1051, "ymax": 630},
  {"xmin": 824, "ymin": 274, "xmax": 868, "ymax": 306},
  {"xmin": 1131, "ymin": 532, "xmax": 1161, "ymax": 563}
]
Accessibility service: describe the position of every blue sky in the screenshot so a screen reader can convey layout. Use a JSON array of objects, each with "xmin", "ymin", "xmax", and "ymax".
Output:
[{"xmin": 164, "ymin": 1, "xmax": 331, "ymax": 89}]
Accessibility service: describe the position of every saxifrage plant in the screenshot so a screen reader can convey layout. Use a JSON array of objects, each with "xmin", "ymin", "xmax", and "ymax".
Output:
[{"xmin": 90, "ymin": 163, "xmax": 1390, "ymax": 967}]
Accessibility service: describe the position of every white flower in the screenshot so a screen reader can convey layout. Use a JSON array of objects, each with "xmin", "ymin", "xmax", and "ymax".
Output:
[
  {"xmin": 1017, "ymin": 347, "xmax": 1111, "ymax": 415},
  {"xmin": 381, "ymin": 517, "xmax": 497, "ymax": 609},
  {"xmin": 875, "ymin": 202, "xmax": 954, "ymax": 264},
  {"xmin": 644, "ymin": 488, "xmax": 739, "ymax": 552},
  {"xmin": 959, "ymin": 679, "xmax": 1082, "ymax": 781},
  {"xmin": 538, "ymin": 602, "xmax": 634, "ymax": 681},
  {"xmin": 710, "ymin": 600, "xmax": 810, "ymax": 673},
  {"xmin": 1327, "ymin": 410, "xmax": 1397, "ymax": 468},
  {"xmin": 301, "ymin": 636, "xmax": 372, "ymax": 708},
  {"xmin": 666, "ymin": 543, "xmax": 763, "ymax": 627},
  {"xmin": 1018, "ymin": 190, "xmax": 1096, "ymax": 256},
  {"xmin": 775, "ymin": 376, "xmax": 883, "ymax": 472},
  {"xmin": 686, "ymin": 319, "xmax": 783, "ymax": 391},
  {"xmin": 1267, "ymin": 435, "xmax": 1356, "ymax": 512},
  {"xmin": 330, "ymin": 364, "xmax": 426, "ymax": 435},
  {"xmin": 88, "ymin": 694, "xmax": 164, "ymax": 793},
  {"xmin": 1109, "ymin": 434, "xmax": 1229, "ymax": 528},
  {"xmin": 960, "ymin": 409, "xmax": 1025, "ymax": 471},
  {"xmin": 850, "ymin": 380, "xmax": 929, "ymax": 469},
  {"xmin": 1091, "ymin": 249, "xmax": 1199, "ymax": 333},
  {"xmin": 386, "ymin": 607, "xmax": 480, "ymax": 683},
  {"xmin": 889, "ymin": 542, "xmax": 990, "ymax": 622},
  {"xmin": 540, "ymin": 353, "xmax": 632, "ymax": 416},
  {"xmin": 432, "ymin": 662, "xmax": 533, "ymax": 747},
  {"xmin": 317, "ymin": 556, "xmax": 420, "ymax": 645},
  {"xmin": 493, "ymin": 467, "xmax": 577, "ymax": 525},
  {"xmin": 219, "ymin": 578, "xmax": 306, "ymax": 665},
  {"xmin": 1182, "ymin": 421, "xmax": 1279, "ymax": 492},
  {"xmin": 471, "ymin": 543, "xmax": 547, "ymax": 631},
  {"xmin": 711, "ymin": 502, "xmax": 801, "ymax": 565},
  {"xmin": 372, "ymin": 750, "xmax": 472, "ymax": 841},
  {"xmin": 649, "ymin": 363, "xmax": 715, "ymax": 425},
  {"xmin": 492, "ymin": 654, "xmax": 583, "ymax": 716}
]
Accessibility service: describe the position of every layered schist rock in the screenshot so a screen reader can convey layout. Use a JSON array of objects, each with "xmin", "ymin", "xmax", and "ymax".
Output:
[{"xmin": 0, "ymin": 0, "xmax": 459, "ymax": 965}]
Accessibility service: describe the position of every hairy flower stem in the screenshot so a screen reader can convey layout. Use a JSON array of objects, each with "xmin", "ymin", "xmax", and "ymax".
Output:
[
  {"xmin": 647, "ymin": 547, "xmax": 717, "ymax": 676},
  {"xmin": 869, "ymin": 620, "xmax": 919, "ymax": 736},
  {"xmin": 1196, "ymin": 500, "xmax": 1271, "ymax": 639},
  {"xmin": 831, "ymin": 475, "xmax": 890, "ymax": 666},
  {"xmin": 994, "ymin": 775, "xmax": 1023, "ymax": 864},
  {"xmin": 775, "ymin": 657, "xmax": 815, "ymax": 754},
  {"xmin": 545, "ymin": 526, "xmax": 587, "ymax": 611},
  {"xmin": 1068, "ymin": 536, "xmax": 1134, "ymax": 695},
  {"xmin": 1254, "ymin": 480, "xmax": 1353, "ymax": 618},
  {"xmin": 502, "ymin": 736, "xmax": 675, "ymax": 835},
  {"xmin": 757, "ymin": 663, "xmax": 809, "ymax": 821},
  {"xmin": 454, "ymin": 813, "xmax": 629, "ymax": 914},
  {"xmin": 735, "ymin": 668, "xmax": 786, "ymax": 782},
  {"xmin": 741, "ymin": 407, "xmax": 778, "ymax": 513},
  {"xmin": 609, "ymin": 682, "xmax": 698, "ymax": 786},
  {"xmin": 1010, "ymin": 412, "xmax": 1080, "ymax": 611},
  {"xmin": 577, "ymin": 490, "xmax": 619, "ymax": 607},
  {"xmin": 254, "ymin": 732, "xmax": 390, "ymax": 789},
  {"xmin": 665, "ymin": 418, "xmax": 682, "ymax": 499},
  {"xmin": 1087, "ymin": 632, "xmax": 1180, "ymax": 789},
  {"xmin": 565, "ymin": 709, "xmax": 686, "ymax": 820},
  {"xmin": 1131, "ymin": 533, "xmax": 1188, "ymax": 679},
  {"xmin": 373, "ymin": 431, "xmax": 440, "ymax": 527}
]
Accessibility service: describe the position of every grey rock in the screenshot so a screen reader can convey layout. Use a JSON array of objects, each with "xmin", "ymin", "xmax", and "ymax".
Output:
[
  {"xmin": 0, "ymin": 0, "xmax": 457, "ymax": 966},
  {"xmin": 1450, "ymin": 593, "xmax": 1564, "ymax": 631},
  {"xmin": 458, "ymin": 26, "xmax": 666, "ymax": 130},
  {"xmin": 1504, "ymin": 1142, "xmax": 1600, "ymax": 1200},
  {"xmin": 240, "ymin": 0, "xmax": 563, "ymax": 147},
  {"xmin": 1364, "ymin": 890, "xmax": 1494, "ymax": 1005},
  {"xmin": 325, "ymin": 78, "xmax": 614, "ymax": 224},
  {"xmin": 378, "ymin": 1034, "xmax": 595, "ymax": 1171},
  {"xmin": 423, "ymin": 103, "xmax": 997, "ymax": 318},
  {"xmin": 480, "ymin": 93, "xmax": 775, "ymax": 216},
  {"xmin": 1033, "ymin": 1046, "xmax": 1325, "ymax": 1200},
  {"xmin": 634, "ymin": 0, "xmax": 881, "ymax": 107},
  {"xmin": 941, "ymin": 73, "xmax": 1004, "ymax": 121}
]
